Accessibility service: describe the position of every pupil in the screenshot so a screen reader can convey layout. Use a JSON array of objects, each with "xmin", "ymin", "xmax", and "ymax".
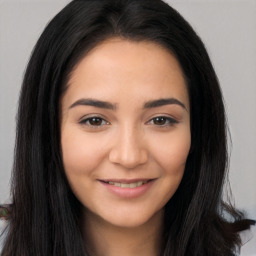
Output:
[
  {"xmin": 154, "ymin": 117, "xmax": 166, "ymax": 125},
  {"xmin": 90, "ymin": 118, "xmax": 102, "ymax": 126}
]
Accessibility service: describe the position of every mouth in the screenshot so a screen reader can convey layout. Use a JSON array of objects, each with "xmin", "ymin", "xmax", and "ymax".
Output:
[
  {"xmin": 100, "ymin": 180, "xmax": 151, "ymax": 188},
  {"xmin": 98, "ymin": 179, "xmax": 156, "ymax": 198}
]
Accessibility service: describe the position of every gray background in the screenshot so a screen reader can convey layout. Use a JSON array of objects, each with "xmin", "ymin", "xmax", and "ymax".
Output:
[{"xmin": 0, "ymin": 0, "xmax": 255, "ymax": 255}]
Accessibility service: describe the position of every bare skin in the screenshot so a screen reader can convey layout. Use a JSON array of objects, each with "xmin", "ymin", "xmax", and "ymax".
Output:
[
  {"xmin": 82, "ymin": 208, "xmax": 163, "ymax": 256},
  {"xmin": 61, "ymin": 38, "xmax": 190, "ymax": 255}
]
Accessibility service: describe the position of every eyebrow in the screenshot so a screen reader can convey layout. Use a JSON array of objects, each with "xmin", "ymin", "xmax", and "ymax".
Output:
[
  {"xmin": 69, "ymin": 97, "xmax": 187, "ymax": 111},
  {"xmin": 69, "ymin": 98, "xmax": 117, "ymax": 110},
  {"xmin": 143, "ymin": 98, "xmax": 187, "ymax": 110}
]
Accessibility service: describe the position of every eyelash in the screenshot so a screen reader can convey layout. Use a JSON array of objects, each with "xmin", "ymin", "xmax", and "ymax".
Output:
[
  {"xmin": 79, "ymin": 116, "xmax": 110, "ymax": 128},
  {"xmin": 79, "ymin": 115, "xmax": 178, "ymax": 129},
  {"xmin": 147, "ymin": 116, "xmax": 178, "ymax": 127}
]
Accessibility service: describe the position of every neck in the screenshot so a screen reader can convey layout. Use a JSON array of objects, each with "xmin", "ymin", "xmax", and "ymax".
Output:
[{"xmin": 82, "ymin": 210, "xmax": 164, "ymax": 256}]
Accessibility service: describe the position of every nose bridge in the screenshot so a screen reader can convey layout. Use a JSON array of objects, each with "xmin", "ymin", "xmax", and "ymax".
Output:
[{"xmin": 109, "ymin": 123, "xmax": 148, "ymax": 168}]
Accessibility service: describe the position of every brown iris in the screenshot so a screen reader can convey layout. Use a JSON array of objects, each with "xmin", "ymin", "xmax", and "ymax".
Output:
[
  {"xmin": 153, "ymin": 117, "xmax": 167, "ymax": 125},
  {"xmin": 88, "ymin": 117, "xmax": 103, "ymax": 126}
]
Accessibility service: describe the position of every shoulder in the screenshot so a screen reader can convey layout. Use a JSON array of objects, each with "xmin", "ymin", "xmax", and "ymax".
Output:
[
  {"xmin": 0, "ymin": 218, "xmax": 8, "ymax": 253},
  {"xmin": 240, "ymin": 224, "xmax": 256, "ymax": 256},
  {"xmin": 0, "ymin": 205, "xmax": 10, "ymax": 253},
  {"xmin": 0, "ymin": 217, "xmax": 8, "ymax": 234}
]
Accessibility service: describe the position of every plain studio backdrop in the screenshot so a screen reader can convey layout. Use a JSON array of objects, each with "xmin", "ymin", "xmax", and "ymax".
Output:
[{"xmin": 0, "ymin": 0, "xmax": 255, "ymax": 255}]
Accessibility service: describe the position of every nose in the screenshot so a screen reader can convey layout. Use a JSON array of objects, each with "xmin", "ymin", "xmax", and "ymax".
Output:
[{"xmin": 108, "ymin": 126, "xmax": 148, "ymax": 169}]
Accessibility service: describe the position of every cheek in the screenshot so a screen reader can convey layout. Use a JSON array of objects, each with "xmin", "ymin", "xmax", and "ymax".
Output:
[
  {"xmin": 152, "ymin": 129, "xmax": 191, "ymax": 174},
  {"xmin": 153, "ymin": 130, "xmax": 190, "ymax": 205},
  {"xmin": 61, "ymin": 129, "xmax": 105, "ymax": 178}
]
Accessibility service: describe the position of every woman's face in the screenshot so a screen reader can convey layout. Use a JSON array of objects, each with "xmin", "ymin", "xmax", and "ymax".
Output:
[{"xmin": 61, "ymin": 38, "xmax": 191, "ymax": 228}]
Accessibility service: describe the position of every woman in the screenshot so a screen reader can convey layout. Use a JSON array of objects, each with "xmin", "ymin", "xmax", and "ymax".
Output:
[{"xmin": 0, "ymin": 0, "xmax": 255, "ymax": 255}]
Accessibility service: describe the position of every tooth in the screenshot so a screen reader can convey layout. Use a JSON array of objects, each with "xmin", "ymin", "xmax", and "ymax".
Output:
[
  {"xmin": 107, "ymin": 181, "xmax": 149, "ymax": 188},
  {"xmin": 137, "ymin": 181, "xmax": 143, "ymax": 186},
  {"xmin": 129, "ymin": 183, "xmax": 137, "ymax": 188},
  {"xmin": 121, "ymin": 183, "xmax": 130, "ymax": 188}
]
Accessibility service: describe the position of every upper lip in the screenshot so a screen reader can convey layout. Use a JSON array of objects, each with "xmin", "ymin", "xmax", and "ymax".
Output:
[{"xmin": 99, "ymin": 178, "xmax": 155, "ymax": 184}]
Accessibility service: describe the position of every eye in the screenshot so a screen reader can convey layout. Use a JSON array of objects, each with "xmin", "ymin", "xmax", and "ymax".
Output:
[
  {"xmin": 79, "ymin": 116, "xmax": 110, "ymax": 127},
  {"xmin": 148, "ymin": 116, "xmax": 178, "ymax": 126}
]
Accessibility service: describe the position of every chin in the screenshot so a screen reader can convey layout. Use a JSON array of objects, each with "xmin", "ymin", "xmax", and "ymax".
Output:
[
  {"xmin": 108, "ymin": 217, "xmax": 150, "ymax": 228},
  {"xmin": 99, "ymin": 207, "xmax": 164, "ymax": 229}
]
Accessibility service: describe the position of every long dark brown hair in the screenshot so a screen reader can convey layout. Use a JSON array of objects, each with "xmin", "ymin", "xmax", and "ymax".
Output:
[{"xmin": 1, "ymin": 0, "xmax": 255, "ymax": 255}]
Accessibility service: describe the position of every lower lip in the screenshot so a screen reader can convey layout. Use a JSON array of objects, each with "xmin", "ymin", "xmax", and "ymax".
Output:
[{"xmin": 99, "ymin": 180, "xmax": 156, "ymax": 198}]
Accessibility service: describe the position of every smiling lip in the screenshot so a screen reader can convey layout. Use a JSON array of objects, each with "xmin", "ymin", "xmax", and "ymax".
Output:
[{"xmin": 98, "ymin": 178, "xmax": 156, "ymax": 198}]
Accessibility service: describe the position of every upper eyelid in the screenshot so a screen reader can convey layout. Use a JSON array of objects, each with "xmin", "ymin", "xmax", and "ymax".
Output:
[
  {"xmin": 79, "ymin": 116, "xmax": 110, "ymax": 123},
  {"xmin": 79, "ymin": 114, "xmax": 108, "ymax": 122},
  {"xmin": 147, "ymin": 114, "xmax": 178, "ymax": 121},
  {"xmin": 78, "ymin": 114, "xmax": 179, "ymax": 125},
  {"xmin": 147, "ymin": 116, "xmax": 178, "ymax": 124}
]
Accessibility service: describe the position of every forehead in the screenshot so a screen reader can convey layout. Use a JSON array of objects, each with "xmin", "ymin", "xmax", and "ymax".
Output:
[
  {"xmin": 69, "ymin": 38, "xmax": 186, "ymax": 82},
  {"xmin": 63, "ymin": 38, "xmax": 189, "ymax": 110}
]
